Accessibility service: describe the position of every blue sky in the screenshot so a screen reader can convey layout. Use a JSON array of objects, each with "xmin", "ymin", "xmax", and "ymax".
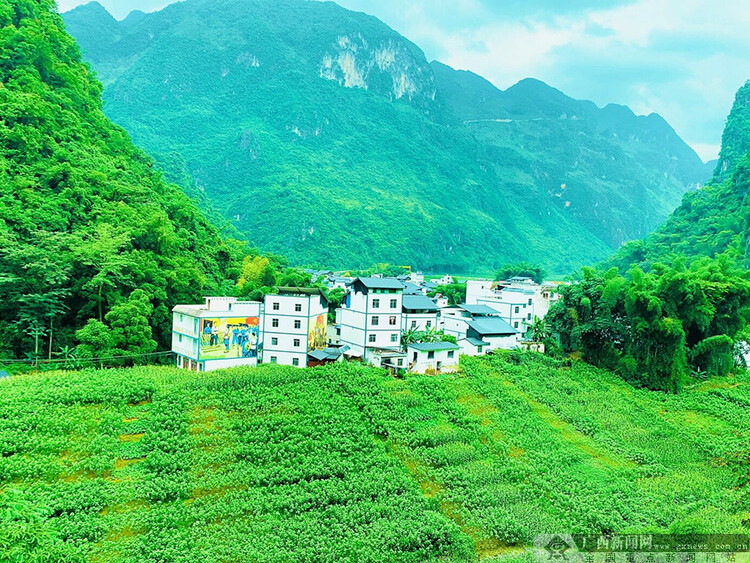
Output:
[{"xmin": 57, "ymin": 0, "xmax": 750, "ymax": 161}]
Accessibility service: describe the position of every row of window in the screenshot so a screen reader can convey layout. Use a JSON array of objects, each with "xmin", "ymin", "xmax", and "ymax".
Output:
[
  {"xmin": 368, "ymin": 333, "xmax": 399, "ymax": 344},
  {"xmin": 371, "ymin": 315, "xmax": 398, "ymax": 326},
  {"xmin": 271, "ymin": 302, "xmax": 303, "ymax": 312},
  {"xmin": 268, "ymin": 337, "xmax": 303, "ymax": 348},
  {"xmin": 270, "ymin": 318, "xmax": 302, "ymax": 329},
  {"xmin": 372, "ymin": 298, "xmax": 398, "ymax": 309}
]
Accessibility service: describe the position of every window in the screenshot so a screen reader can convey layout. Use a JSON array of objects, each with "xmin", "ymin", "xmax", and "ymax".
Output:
[
  {"xmin": 294, "ymin": 320, "xmax": 301, "ymax": 329},
  {"xmin": 528, "ymin": 299, "xmax": 533, "ymax": 305},
  {"xmin": 390, "ymin": 299, "xmax": 397, "ymax": 308},
  {"xmin": 372, "ymin": 316, "xmax": 379, "ymax": 326},
  {"xmin": 271, "ymin": 338, "xmax": 278, "ymax": 346},
  {"xmin": 478, "ymin": 346, "xmax": 483, "ymax": 354},
  {"xmin": 369, "ymin": 334, "xmax": 376, "ymax": 343},
  {"xmin": 228, "ymin": 303, "xmax": 232, "ymax": 312},
  {"xmin": 372, "ymin": 299, "xmax": 380, "ymax": 308},
  {"xmin": 272, "ymin": 318, "xmax": 279, "ymax": 328},
  {"xmin": 270, "ymin": 356, "xmax": 278, "ymax": 364},
  {"xmin": 428, "ymin": 351, "xmax": 435, "ymax": 359},
  {"xmin": 527, "ymin": 314, "xmax": 532, "ymax": 320},
  {"xmin": 515, "ymin": 306, "xmax": 520, "ymax": 314},
  {"xmin": 398, "ymin": 359, "xmax": 403, "ymax": 366},
  {"xmin": 272, "ymin": 302, "xmax": 279, "ymax": 311},
  {"xmin": 390, "ymin": 334, "xmax": 398, "ymax": 343},
  {"xmin": 295, "ymin": 303, "xmax": 302, "ymax": 312},
  {"xmin": 178, "ymin": 334, "xmax": 183, "ymax": 343},
  {"xmin": 426, "ymin": 320, "xmax": 432, "ymax": 328},
  {"xmin": 292, "ymin": 358, "xmax": 300, "ymax": 366},
  {"xmin": 294, "ymin": 339, "xmax": 301, "ymax": 348},
  {"xmin": 411, "ymin": 320, "xmax": 417, "ymax": 329},
  {"xmin": 448, "ymin": 351, "xmax": 455, "ymax": 359},
  {"xmin": 389, "ymin": 316, "xmax": 397, "ymax": 326},
  {"xmin": 514, "ymin": 322, "xmax": 519, "ymax": 328},
  {"xmin": 179, "ymin": 314, "xmax": 184, "ymax": 322}
]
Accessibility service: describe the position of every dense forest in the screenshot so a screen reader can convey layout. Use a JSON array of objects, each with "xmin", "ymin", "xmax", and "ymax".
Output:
[
  {"xmin": 552, "ymin": 82, "xmax": 750, "ymax": 392},
  {"xmin": 0, "ymin": 0, "xmax": 245, "ymax": 361},
  {"xmin": 61, "ymin": 0, "xmax": 710, "ymax": 274}
]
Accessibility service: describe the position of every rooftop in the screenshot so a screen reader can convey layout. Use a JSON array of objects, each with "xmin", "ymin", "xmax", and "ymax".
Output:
[
  {"xmin": 459, "ymin": 304, "xmax": 499, "ymax": 316},
  {"xmin": 408, "ymin": 341, "xmax": 460, "ymax": 352},
  {"xmin": 276, "ymin": 287, "xmax": 329, "ymax": 302},
  {"xmin": 461, "ymin": 337, "xmax": 489, "ymax": 347},
  {"xmin": 466, "ymin": 317, "xmax": 518, "ymax": 336},
  {"xmin": 402, "ymin": 294, "xmax": 439, "ymax": 312},
  {"xmin": 355, "ymin": 277, "xmax": 404, "ymax": 290}
]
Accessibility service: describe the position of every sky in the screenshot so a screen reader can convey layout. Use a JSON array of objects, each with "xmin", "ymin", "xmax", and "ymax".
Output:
[{"xmin": 57, "ymin": 1, "xmax": 750, "ymax": 162}]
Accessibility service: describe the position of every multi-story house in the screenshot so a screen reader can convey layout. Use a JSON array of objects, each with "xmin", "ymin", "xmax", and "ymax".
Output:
[
  {"xmin": 262, "ymin": 287, "xmax": 329, "ymax": 368},
  {"xmin": 172, "ymin": 297, "xmax": 263, "ymax": 372},
  {"xmin": 339, "ymin": 277, "xmax": 403, "ymax": 363},
  {"xmin": 401, "ymin": 294, "xmax": 440, "ymax": 332}
]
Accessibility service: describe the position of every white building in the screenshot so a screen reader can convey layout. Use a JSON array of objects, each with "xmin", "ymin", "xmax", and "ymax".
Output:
[
  {"xmin": 402, "ymin": 294, "xmax": 440, "ymax": 332},
  {"xmin": 407, "ymin": 342, "xmax": 460, "ymax": 374},
  {"xmin": 262, "ymin": 287, "xmax": 329, "ymax": 368},
  {"xmin": 465, "ymin": 317, "xmax": 518, "ymax": 351},
  {"xmin": 339, "ymin": 277, "xmax": 403, "ymax": 363},
  {"xmin": 172, "ymin": 297, "xmax": 263, "ymax": 372},
  {"xmin": 442, "ymin": 304, "xmax": 500, "ymax": 340},
  {"xmin": 457, "ymin": 337, "xmax": 489, "ymax": 356}
]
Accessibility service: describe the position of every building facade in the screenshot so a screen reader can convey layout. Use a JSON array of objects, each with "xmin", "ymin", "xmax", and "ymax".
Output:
[
  {"xmin": 261, "ymin": 288, "xmax": 329, "ymax": 368},
  {"xmin": 172, "ymin": 297, "xmax": 263, "ymax": 372},
  {"xmin": 339, "ymin": 277, "xmax": 404, "ymax": 363}
]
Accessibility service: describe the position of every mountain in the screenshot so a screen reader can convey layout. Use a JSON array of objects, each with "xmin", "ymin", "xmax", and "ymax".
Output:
[
  {"xmin": 431, "ymin": 63, "xmax": 710, "ymax": 250},
  {"xmin": 0, "ymin": 0, "xmax": 240, "ymax": 359},
  {"xmin": 608, "ymin": 81, "xmax": 750, "ymax": 271},
  {"xmin": 62, "ymin": 0, "xmax": 708, "ymax": 274}
]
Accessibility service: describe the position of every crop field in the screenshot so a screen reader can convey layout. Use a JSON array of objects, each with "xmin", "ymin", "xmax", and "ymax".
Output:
[{"xmin": 1, "ymin": 353, "xmax": 748, "ymax": 562}]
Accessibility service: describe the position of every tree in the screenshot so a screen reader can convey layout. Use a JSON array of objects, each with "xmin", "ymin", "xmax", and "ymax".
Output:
[
  {"xmin": 105, "ymin": 289, "xmax": 158, "ymax": 362},
  {"xmin": 428, "ymin": 283, "xmax": 466, "ymax": 306},
  {"xmin": 495, "ymin": 263, "xmax": 545, "ymax": 284},
  {"xmin": 76, "ymin": 319, "xmax": 114, "ymax": 368}
]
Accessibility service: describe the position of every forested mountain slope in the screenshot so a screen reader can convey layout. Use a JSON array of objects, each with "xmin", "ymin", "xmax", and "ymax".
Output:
[
  {"xmin": 432, "ymin": 63, "xmax": 711, "ymax": 248},
  {"xmin": 62, "ymin": 0, "xmax": 709, "ymax": 274},
  {"xmin": 0, "ymin": 0, "xmax": 240, "ymax": 359},
  {"xmin": 609, "ymin": 81, "xmax": 750, "ymax": 271}
]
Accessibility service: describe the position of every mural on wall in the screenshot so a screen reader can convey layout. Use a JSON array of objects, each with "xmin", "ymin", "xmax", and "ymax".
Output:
[
  {"xmin": 200, "ymin": 317, "xmax": 260, "ymax": 360},
  {"xmin": 308, "ymin": 313, "xmax": 327, "ymax": 351}
]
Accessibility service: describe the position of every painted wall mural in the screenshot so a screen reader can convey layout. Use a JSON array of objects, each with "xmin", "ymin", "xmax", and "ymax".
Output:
[
  {"xmin": 308, "ymin": 313, "xmax": 327, "ymax": 351},
  {"xmin": 200, "ymin": 317, "xmax": 260, "ymax": 360}
]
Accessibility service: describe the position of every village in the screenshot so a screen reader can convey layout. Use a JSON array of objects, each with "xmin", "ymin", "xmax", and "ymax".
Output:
[{"xmin": 171, "ymin": 272, "xmax": 562, "ymax": 374}]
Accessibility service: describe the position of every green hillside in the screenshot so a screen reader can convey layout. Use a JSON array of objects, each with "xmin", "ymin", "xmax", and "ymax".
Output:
[
  {"xmin": 609, "ymin": 81, "xmax": 750, "ymax": 271},
  {"xmin": 62, "ymin": 0, "xmax": 708, "ymax": 274},
  {"xmin": 2, "ymin": 354, "xmax": 747, "ymax": 561},
  {"xmin": 0, "ymin": 0, "xmax": 241, "ymax": 360},
  {"xmin": 432, "ymin": 63, "xmax": 711, "ymax": 248}
]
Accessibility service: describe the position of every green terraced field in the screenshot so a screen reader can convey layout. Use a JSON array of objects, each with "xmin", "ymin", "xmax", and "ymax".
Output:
[{"xmin": 1, "ymin": 353, "xmax": 748, "ymax": 561}]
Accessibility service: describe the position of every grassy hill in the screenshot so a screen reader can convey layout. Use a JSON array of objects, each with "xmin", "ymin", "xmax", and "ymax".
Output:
[
  {"xmin": 62, "ymin": 0, "xmax": 708, "ymax": 275},
  {"xmin": 3, "ymin": 354, "xmax": 747, "ymax": 561}
]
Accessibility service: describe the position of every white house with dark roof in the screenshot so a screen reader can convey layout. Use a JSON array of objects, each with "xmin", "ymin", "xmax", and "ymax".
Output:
[
  {"xmin": 442, "ymin": 304, "xmax": 499, "ymax": 339},
  {"xmin": 458, "ymin": 337, "xmax": 489, "ymax": 356},
  {"xmin": 339, "ymin": 277, "xmax": 404, "ymax": 362},
  {"xmin": 407, "ymin": 341, "xmax": 460, "ymax": 373},
  {"xmin": 465, "ymin": 317, "xmax": 518, "ymax": 351},
  {"xmin": 261, "ymin": 287, "xmax": 329, "ymax": 368},
  {"xmin": 402, "ymin": 294, "xmax": 440, "ymax": 332}
]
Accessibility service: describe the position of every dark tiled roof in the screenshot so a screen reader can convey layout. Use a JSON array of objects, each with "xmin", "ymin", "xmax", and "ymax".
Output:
[
  {"xmin": 355, "ymin": 277, "xmax": 404, "ymax": 290},
  {"xmin": 467, "ymin": 318, "xmax": 518, "ymax": 336},
  {"xmin": 462, "ymin": 337, "xmax": 488, "ymax": 347},
  {"xmin": 402, "ymin": 294, "xmax": 439, "ymax": 312},
  {"xmin": 459, "ymin": 304, "xmax": 499, "ymax": 316}
]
